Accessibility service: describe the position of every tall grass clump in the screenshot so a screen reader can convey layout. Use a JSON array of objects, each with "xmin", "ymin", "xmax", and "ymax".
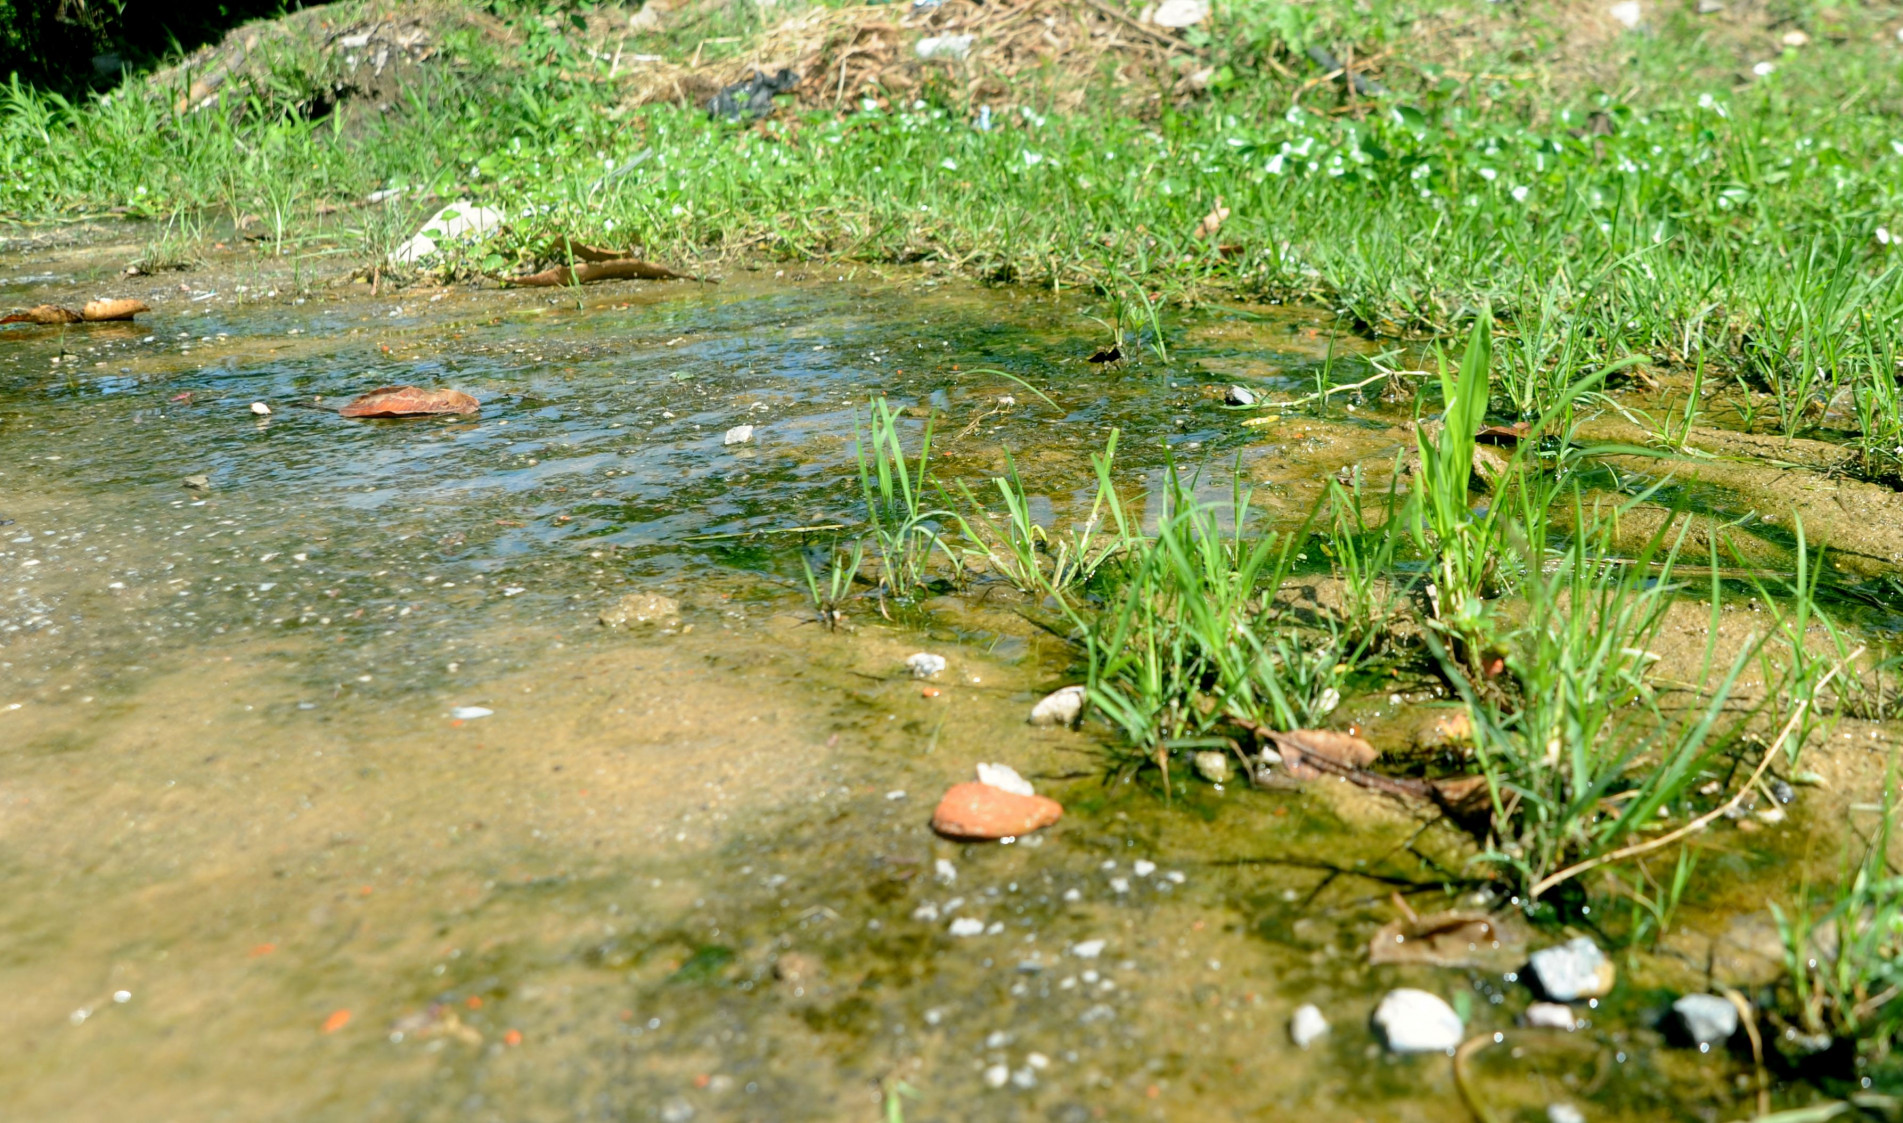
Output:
[{"xmin": 1443, "ymin": 514, "xmax": 1761, "ymax": 902}]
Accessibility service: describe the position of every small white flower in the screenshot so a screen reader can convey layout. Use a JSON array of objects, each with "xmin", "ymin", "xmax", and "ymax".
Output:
[
  {"xmin": 1021, "ymin": 150, "xmax": 1044, "ymax": 167},
  {"xmin": 1265, "ymin": 154, "xmax": 1285, "ymax": 175},
  {"xmin": 940, "ymin": 158, "xmax": 958, "ymax": 171},
  {"xmin": 1879, "ymin": 227, "xmax": 1894, "ymax": 246},
  {"xmin": 1511, "ymin": 185, "xmax": 1530, "ymax": 203},
  {"xmin": 1478, "ymin": 167, "xmax": 1498, "ymax": 181},
  {"xmin": 1753, "ymin": 61, "xmax": 1776, "ymax": 77}
]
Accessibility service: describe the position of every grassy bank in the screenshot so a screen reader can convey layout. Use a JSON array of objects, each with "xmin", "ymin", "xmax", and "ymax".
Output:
[{"xmin": 3, "ymin": 2, "xmax": 1902, "ymax": 482}]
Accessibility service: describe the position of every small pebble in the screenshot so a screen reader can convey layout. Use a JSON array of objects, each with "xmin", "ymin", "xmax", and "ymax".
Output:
[
  {"xmin": 1192, "ymin": 750, "xmax": 1231, "ymax": 783},
  {"xmin": 1071, "ymin": 939, "xmax": 1106, "ymax": 959},
  {"xmin": 723, "ymin": 424, "xmax": 754, "ymax": 445},
  {"xmin": 975, "ymin": 762, "xmax": 1034, "ymax": 796},
  {"xmin": 1525, "ymin": 1002, "xmax": 1576, "ymax": 1030},
  {"xmin": 1527, "ymin": 937, "xmax": 1615, "ymax": 1001},
  {"xmin": 250, "ymin": 401, "xmax": 271, "ymax": 415},
  {"xmin": 949, "ymin": 918, "xmax": 986, "ymax": 937},
  {"xmin": 1673, "ymin": 993, "xmax": 1739, "ymax": 1047},
  {"xmin": 1028, "ymin": 685, "xmax": 1086, "ymax": 728},
  {"xmin": 1290, "ymin": 1004, "xmax": 1330, "ymax": 1048},
  {"xmin": 1373, "ymin": 989, "xmax": 1463, "ymax": 1053},
  {"xmin": 905, "ymin": 652, "xmax": 947, "ymax": 679},
  {"xmin": 1548, "ymin": 1105, "xmax": 1586, "ymax": 1123}
]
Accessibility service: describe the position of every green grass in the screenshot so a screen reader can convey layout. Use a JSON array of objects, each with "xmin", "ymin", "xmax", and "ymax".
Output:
[{"xmin": 4, "ymin": 2, "xmax": 1902, "ymax": 468}]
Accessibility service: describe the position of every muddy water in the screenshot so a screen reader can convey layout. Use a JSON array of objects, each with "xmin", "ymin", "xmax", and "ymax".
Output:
[{"xmin": 0, "ymin": 236, "xmax": 1888, "ymax": 1121}]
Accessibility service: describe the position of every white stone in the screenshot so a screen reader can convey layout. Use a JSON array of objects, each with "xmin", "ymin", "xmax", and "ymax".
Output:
[
  {"xmin": 1608, "ymin": 1, "xmax": 1641, "ymax": 28},
  {"xmin": 1070, "ymin": 939, "xmax": 1106, "ymax": 959},
  {"xmin": 1529, "ymin": 937, "xmax": 1614, "ymax": 1001},
  {"xmin": 1673, "ymin": 993, "xmax": 1739, "ymax": 1046},
  {"xmin": 949, "ymin": 917, "xmax": 986, "ymax": 937},
  {"xmin": 1525, "ymin": 1002, "xmax": 1576, "ymax": 1030},
  {"xmin": 449, "ymin": 706, "xmax": 493, "ymax": 720},
  {"xmin": 1290, "ymin": 1004, "xmax": 1330, "ymax": 1048},
  {"xmin": 982, "ymin": 1063, "xmax": 1009, "ymax": 1088},
  {"xmin": 1028, "ymin": 685, "xmax": 1085, "ymax": 727},
  {"xmin": 1549, "ymin": 1105, "xmax": 1586, "ymax": 1123},
  {"xmin": 1132, "ymin": 860, "xmax": 1156, "ymax": 878},
  {"xmin": 906, "ymin": 652, "xmax": 947, "ymax": 679},
  {"xmin": 250, "ymin": 401, "xmax": 271, "ymax": 415},
  {"xmin": 934, "ymin": 858, "xmax": 957, "ymax": 884},
  {"xmin": 1193, "ymin": 750, "xmax": 1231, "ymax": 783},
  {"xmin": 391, "ymin": 201, "xmax": 505, "ymax": 264},
  {"xmin": 1372, "ymin": 989, "xmax": 1464, "ymax": 1053},
  {"xmin": 915, "ymin": 34, "xmax": 974, "ymax": 60},
  {"xmin": 723, "ymin": 424, "xmax": 754, "ymax": 445},
  {"xmin": 1150, "ymin": 0, "xmax": 1210, "ymax": 28},
  {"xmin": 976, "ymin": 762, "xmax": 1034, "ymax": 796}
]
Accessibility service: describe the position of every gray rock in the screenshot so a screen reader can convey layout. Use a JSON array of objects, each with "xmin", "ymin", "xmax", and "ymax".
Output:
[
  {"xmin": 598, "ymin": 592, "xmax": 680, "ymax": 628},
  {"xmin": 182, "ymin": 474, "xmax": 211, "ymax": 491},
  {"xmin": 723, "ymin": 424, "xmax": 754, "ymax": 446},
  {"xmin": 1029, "ymin": 685, "xmax": 1085, "ymax": 728},
  {"xmin": 1192, "ymin": 750, "xmax": 1231, "ymax": 784},
  {"xmin": 1372, "ymin": 988, "xmax": 1463, "ymax": 1053},
  {"xmin": 1289, "ymin": 1003, "xmax": 1329, "ymax": 1048},
  {"xmin": 1225, "ymin": 385, "xmax": 1258, "ymax": 406},
  {"xmin": 1528, "ymin": 937, "xmax": 1615, "ymax": 1001},
  {"xmin": 1673, "ymin": 993, "xmax": 1739, "ymax": 1047}
]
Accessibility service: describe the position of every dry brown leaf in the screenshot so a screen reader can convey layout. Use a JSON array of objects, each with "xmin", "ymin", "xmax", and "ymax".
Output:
[
  {"xmin": 1192, "ymin": 196, "xmax": 1230, "ymax": 239},
  {"xmin": 541, "ymin": 237, "xmax": 632, "ymax": 264},
  {"xmin": 1475, "ymin": 421, "xmax": 1533, "ymax": 444},
  {"xmin": 339, "ymin": 386, "xmax": 481, "ymax": 418},
  {"xmin": 507, "ymin": 259, "xmax": 712, "ymax": 287},
  {"xmin": 81, "ymin": 298, "xmax": 150, "ymax": 322},
  {"xmin": 2, "ymin": 304, "xmax": 83, "ymax": 325},
  {"xmin": 1264, "ymin": 728, "xmax": 1378, "ymax": 780},
  {"xmin": 1368, "ymin": 894, "xmax": 1526, "ymax": 969}
]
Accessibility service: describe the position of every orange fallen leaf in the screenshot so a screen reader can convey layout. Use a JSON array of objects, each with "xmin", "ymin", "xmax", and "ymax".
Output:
[
  {"xmin": 323, "ymin": 1009, "xmax": 352, "ymax": 1033},
  {"xmin": 503, "ymin": 1029, "xmax": 523, "ymax": 1046},
  {"xmin": 506, "ymin": 258, "xmax": 712, "ymax": 287},
  {"xmin": 249, "ymin": 943, "xmax": 276, "ymax": 957},
  {"xmin": 921, "ymin": 687, "xmax": 940, "ymax": 698},
  {"xmin": 465, "ymin": 996, "xmax": 483, "ymax": 1009},
  {"xmin": 693, "ymin": 1073, "xmax": 711, "ymax": 1089}
]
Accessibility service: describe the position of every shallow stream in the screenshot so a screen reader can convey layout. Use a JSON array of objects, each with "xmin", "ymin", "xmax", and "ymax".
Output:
[{"xmin": 3, "ymin": 231, "xmax": 1899, "ymax": 1122}]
